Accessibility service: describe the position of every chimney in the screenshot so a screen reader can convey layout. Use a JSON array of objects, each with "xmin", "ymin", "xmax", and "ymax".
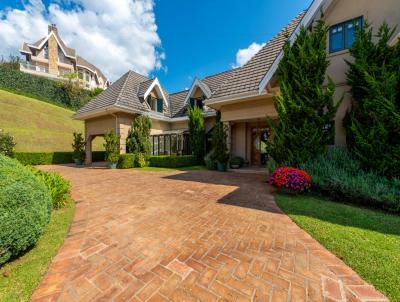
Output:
[{"xmin": 48, "ymin": 24, "xmax": 58, "ymax": 34}]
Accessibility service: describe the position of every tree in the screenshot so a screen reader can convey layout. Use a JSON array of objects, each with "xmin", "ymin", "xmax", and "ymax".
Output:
[
  {"xmin": 72, "ymin": 132, "xmax": 85, "ymax": 161},
  {"xmin": 211, "ymin": 113, "xmax": 229, "ymax": 165},
  {"xmin": 126, "ymin": 115, "xmax": 152, "ymax": 154},
  {"xmin": 345, "ymin": 22, "xmax": 400, "ymax": 178},
  {"xmin": 103, "ymin": 130, "xmax": 120, "ymax": 164},
  {"xmin": 0, "ymin": 129, "xmax": 16, "ymax": 157},
  {"xmin": 188, "ymin": 106, "xmax": 205, "ymax": 162},
  {"xmin": 266, "ymin": 20, "xmax": 340, "ymax": 167},
  {"xmin": 57, "ymin": 72, "xmax": 91, "ymax": 109}
]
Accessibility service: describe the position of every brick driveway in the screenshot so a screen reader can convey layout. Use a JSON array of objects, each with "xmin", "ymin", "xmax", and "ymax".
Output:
[{"xmin": 31, "ymin": 166, "xmax": 387, "ymax": 302}]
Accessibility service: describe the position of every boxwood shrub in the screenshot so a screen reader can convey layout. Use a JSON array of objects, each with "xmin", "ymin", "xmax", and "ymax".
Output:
[
  {"xmin": 118, "ymin": 153, "xmax": 135, "ymax": 169},
  {"xmin": 14, "ymin": 151, "xmax": 105, "ymax": 165},
  {"xmin": 0, "ymin": 155, "xmax": 52, "ymax": 265},
  {"xmin": 301, "ymin": 147, "xmax": 400, "ymax": 212},
  {"xmin": 148, "ymin": 155, "xmax": 198, "ymax": 168}
]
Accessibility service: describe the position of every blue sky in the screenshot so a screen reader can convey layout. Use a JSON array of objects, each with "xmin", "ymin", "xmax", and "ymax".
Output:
[{"xmin": 0, "ymin": 0, "xmax": 311, "ymax": 92}]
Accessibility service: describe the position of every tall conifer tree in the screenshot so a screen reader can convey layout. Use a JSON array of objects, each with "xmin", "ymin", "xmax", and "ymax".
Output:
[{"xmin": 267, "ymin": 20, "xmax": 340, "ymax": 166}]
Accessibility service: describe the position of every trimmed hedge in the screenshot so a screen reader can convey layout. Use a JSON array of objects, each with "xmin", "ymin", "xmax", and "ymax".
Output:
[
  {"xmin": 0, "ymin": 155, "xmax": 52, "ymax": 265},
  {"xmin": 148, "ymin": 155, "xmax": 198, "ymax": 168},
  {"xmin": 14, "ymin": 151, "xmax": 105, "ymax": 165},
  {"xmin": 118, "ymin": 154, "xmax": 135, "ymax": 169},
  {"xmin": 0, "ymin": 67, "xmax": 71, "ymax": 108},
  {"xmin": 301, "ymin": 147, "xmax": 400, "ymax": 212}
]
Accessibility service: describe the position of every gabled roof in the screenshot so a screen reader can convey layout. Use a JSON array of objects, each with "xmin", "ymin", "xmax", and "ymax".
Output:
[
  {"xmin": 258, "ymin": 0, "xmax": 333, "ymax": 93},
  {"xmin": 208, "ymin": 11, "xmax": 306, "ymax": 102},
  {"xmin": 76, "ymin": 56, "xmax": 106, "ymax": 81}
]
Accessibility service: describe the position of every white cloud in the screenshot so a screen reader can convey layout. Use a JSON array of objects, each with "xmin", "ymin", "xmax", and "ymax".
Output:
[
  {"xmin": 0, "ymin": 0, "xmax": 164, "ymax": 80},
  {"xmin": 232, "ymin": 42, "xmax": 265, "ymax": 68}
]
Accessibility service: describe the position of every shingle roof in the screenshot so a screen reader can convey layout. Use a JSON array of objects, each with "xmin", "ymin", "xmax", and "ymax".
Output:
[
  {"xmin": 76, "ymin": 55, "xmax": 106, "ymax": 81},
  {"xmin": 209, "ymin": 11, "xmax": 305, "ymax": 100},
  {"xmin": 76, "ymin": 70, "xmax": 172, "ymax": 118},
  {"xmin": 138, "ymin": 79, "xmax": 155, "ymax": 99}
]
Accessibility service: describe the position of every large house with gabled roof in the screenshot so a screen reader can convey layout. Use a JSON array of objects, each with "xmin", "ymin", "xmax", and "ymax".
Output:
[
  {"xmin": 20, "ymin": 24, "xmax": 108, "ymax": 90},
  {"xmin": 75, "ymin": 0, "xmax": 400, "ymax": 165}
]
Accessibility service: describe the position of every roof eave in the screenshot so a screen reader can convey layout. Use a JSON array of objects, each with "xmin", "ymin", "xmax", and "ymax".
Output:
[
  {"xmin": 206, "ymin": 90, "xmax": 274, "ymax": 109},
  {"xmin": 258, "ymin": 0, "xmax": 333, "ymax": 94}
]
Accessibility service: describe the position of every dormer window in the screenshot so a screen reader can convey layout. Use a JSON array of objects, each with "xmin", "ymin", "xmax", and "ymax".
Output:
[
  {"xmin": 147, "ymin": 96, "xmax": 163, "ymax": 113},
  {"xmin": 189, "ymin": 97, "xmax": 204, "ymax": 110}
]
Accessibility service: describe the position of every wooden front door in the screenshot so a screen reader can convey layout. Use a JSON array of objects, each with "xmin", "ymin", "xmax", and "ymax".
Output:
[{"xmin": 251, "ymin": 127, "xmax": 269, "ymax": 166}]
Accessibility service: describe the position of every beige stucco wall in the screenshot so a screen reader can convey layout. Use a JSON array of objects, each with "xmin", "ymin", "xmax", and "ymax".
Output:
[
  {"xmin": 231, "ymin": 122, "xmax": 247, "ymax": 160},
  {"xmin": 323, "ymin": 0, "xmax": 400, "ymax": 145},
  {"xmin": 220, "ymin": 97, "xmax": 276, "ymax": 122}
]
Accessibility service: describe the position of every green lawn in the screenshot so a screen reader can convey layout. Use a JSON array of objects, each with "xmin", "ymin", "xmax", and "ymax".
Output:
[
  {"xmin": 133, "ymin": 165, "xmax": 207, "ymax": 172},
  {"xmin": 0, "ymin": 200, "xmax": 75, "ymax": 302},
  {"xmin": 0, "ymin": 89, "xmax": 103, "ymax": 152},
  {"xmin": 276, "ymin": 194, "xmax": 400, "ymax": 301}
]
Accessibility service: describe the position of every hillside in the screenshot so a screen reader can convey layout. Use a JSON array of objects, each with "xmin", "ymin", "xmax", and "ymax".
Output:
[{"xmin": 0, "ymin": 89, "xmax": 103, "ymax": 152}]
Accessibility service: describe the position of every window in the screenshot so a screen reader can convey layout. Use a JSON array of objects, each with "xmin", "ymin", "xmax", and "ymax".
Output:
[
  {"xmin": 43, "ymin": 45, "xmax": 49, "ymax": 59},
  {"xmin": 147, "ymin": 96, "xmax": 163, "ymax": 113},
  {"xmin": 189, "ymin": 97, "xmax": 204, "ymax": 110},
  {"xmin": 329, "ymin": 17, "xmax": 362, "ymax": 53}
]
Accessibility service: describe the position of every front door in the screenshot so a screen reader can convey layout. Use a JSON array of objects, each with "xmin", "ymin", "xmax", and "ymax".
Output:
[{"xmin": 251, "ymin": 127, "xmax": 269, "ymax": 166}]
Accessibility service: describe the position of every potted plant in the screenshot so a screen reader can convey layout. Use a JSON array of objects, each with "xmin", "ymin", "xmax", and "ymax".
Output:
[
  {"xmin": 211, "ymin": 120, "xmax": 229, "ymax": 172},
  {"xmin": 103, "ymin": 130, "xmax": 120, "ymax": 169},
  {"xmin": 72, "ymin": 132, "xmax": 85, "ymax": 165},
  {"xmin": 230, "ymin": 156, "xmax": 244, "ymax": 169}
]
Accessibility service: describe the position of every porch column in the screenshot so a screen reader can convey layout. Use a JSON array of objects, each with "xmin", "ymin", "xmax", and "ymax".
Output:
[{"xmin": 85, "ymin": 135, "xmax": 94, "ymax": 165}]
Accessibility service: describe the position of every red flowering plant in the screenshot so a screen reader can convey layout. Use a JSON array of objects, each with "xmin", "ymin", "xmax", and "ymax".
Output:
[{"xmin": 269, "ymin": 167, "xmax": 311, "ymax": 193}]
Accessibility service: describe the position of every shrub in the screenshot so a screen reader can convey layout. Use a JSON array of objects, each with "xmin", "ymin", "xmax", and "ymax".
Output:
[
  {"xmin": 0, "ymin": 155, "xmax": 52, "ymax": 265},
  {"xmin": 188, "ymin": 106, "xmax": 205, "ymax": 162},
  {"xmin": 72, "ymin": 132, "xmax": 85, "ymax": 161},
  {"xmin": 230, "ymin": 156, "xmax": 244, "ymax": 168},
  {"xmin": 127, "ymin": 115, "xmax": 152, "ymax": 154},
  {"xmin": 148, "ymin": 155, "xmax": 197, "ymax": 168},
  {"xmin": 211, "ymin": 113, "xmax": 229, "ymax": 165},
  {"xmin": 14, "ymin": 151, "xmax": 105, "ymax": 165},
  {"xmin": 0, "ymin": 130, "xmax": 16, "ymax": 157},
  {"xmin": 103, "ymin": 130, "xmax": 120, "ymax": 163},
  {"xmin": 29, "ymin": 167, "xmax": 70, "ymax": 209},
  {"xmin": 204, "ymin": 151, "xmax": 217, "ymax": 170},
  {"xmin": 0, "ymin": 67, "xmax": 91, "ymax": 110},
  {"xmin": 118, "ymin": 153, "xmax": 135, "ymax": 169},
  {"xmin": 136, "ymin": 153, "xmax": 147, "ymax": 168},
  {"xmin": 269, "ymin": 167, "xmax": 311, "ymax": 193},
  {"xmin": 301, "ymin": 147, "xmax": 400, "ymax": 212}
]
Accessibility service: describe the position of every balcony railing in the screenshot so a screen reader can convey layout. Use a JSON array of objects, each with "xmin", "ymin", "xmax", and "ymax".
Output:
[{"xmin": 20, "ymin": 62, "xmax": 49, "ymax": 74}]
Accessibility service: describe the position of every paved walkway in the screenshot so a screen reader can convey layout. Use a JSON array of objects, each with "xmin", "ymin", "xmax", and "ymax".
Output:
[{"xmin": 31, "ymin": 166, "xmax": 387, "ymax": 302}]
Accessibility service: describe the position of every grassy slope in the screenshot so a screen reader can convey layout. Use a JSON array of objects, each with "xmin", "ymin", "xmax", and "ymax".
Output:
[
  {"xmin": 276, "ymin": 194, "xmax": 400, "ymax": 301},
  {"xmin": 0, "ymin": 89, "xmax": 104, "ymax": 152},
  {"xmin": 0, "ymin": 201, "xmax": 75, "ymax": 302}
]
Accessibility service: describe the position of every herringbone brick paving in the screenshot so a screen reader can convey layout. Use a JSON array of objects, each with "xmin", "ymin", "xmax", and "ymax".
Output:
[{"xmin": 31, "ymin": 165, "xmax": 388, "ymax": 302}]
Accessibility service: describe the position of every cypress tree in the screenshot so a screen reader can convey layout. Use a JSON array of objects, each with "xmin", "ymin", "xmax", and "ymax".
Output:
[
  {"xmin": 267, "ymin": 20, "xmax": 340, "ymax": 166},
  {"xmin": 345, "ymin": 22, "xmax": 400, "ymax": 178},
  {"xmin": 188, "ymin": 106, "xmax": 205, "ymax": 162},
  {"xmin": 126, "ymin": 115, "xmax": 152, "ymax": 154}
]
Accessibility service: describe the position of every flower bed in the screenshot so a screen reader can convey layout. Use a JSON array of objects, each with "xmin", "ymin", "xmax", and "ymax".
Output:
[{"xmin": 269, "ymin": 166, "xmax": 311, "ymax": 193}]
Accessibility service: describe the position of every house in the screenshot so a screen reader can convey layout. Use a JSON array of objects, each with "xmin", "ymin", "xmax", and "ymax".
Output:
[
  {"xmin": 75, "ymin": 0, "xmax": 400, "ymax": 165},
  {"xmin": 20, "ymin": 24, "xmax": 108, "ymax": 90}
]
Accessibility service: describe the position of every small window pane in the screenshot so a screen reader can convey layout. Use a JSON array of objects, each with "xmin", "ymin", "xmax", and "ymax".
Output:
[
  {"xmin": 345, "ymin": 18, "xmax": 361, "ymax": 48},
  {"xmin": 330, "ymin": 27, "xmax": 344, "ymax": 52}
]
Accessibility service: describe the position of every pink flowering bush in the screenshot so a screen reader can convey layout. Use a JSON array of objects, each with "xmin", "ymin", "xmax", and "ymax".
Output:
[{"xmin": 269, "ymin": 166, "xmax": 311, "ymax": 193}]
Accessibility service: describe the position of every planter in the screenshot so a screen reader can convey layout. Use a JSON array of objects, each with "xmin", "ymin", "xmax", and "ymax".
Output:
[
  {"xmin": 109, "ymin": 162, "xmax": 118, "ymax": 169},
  {"xmin": 217, "ymin": 162, "xmax": 226, "ymax": 172},
  {"xmin": 73, "ymin": 159, "xmax": 83, "ymax": 166}
]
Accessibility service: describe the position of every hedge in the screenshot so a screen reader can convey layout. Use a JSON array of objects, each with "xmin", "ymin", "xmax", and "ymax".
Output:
[
  {"xmin": 301, "ymin": 147, "xmax": 400, "ymax": 212},
  {"xmin": 14, "ymin": 151, "xmax": 105, "ymax": 165},
  {"xmin": 0, "ymin": 67, "xmax": 90, "ymax": 110},
  {"xmin": 147, "ymin": 155, "xmax": 198, "ymax": 168},
  {"xmin": 118, "ymin": 154, "xmax": 135, "ymax": 169},
  {"xmin": 0, "ymin": 155, "xmax": 52, "ymax": 265}
]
